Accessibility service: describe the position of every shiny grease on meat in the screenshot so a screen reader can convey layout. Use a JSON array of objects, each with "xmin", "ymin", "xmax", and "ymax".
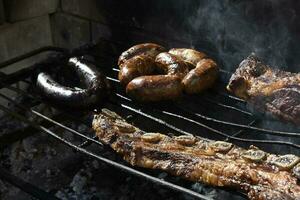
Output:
[
  {"xmin": 227, "ymin": 55, "xmax": 300, "ymax": 124},
  {"xmin": 93, "ymin": 109, "xmax": 300, "ymax": 200},
  {"xmin": 123, "ymin": 52, "xmax": 189, "ymax": 101},
  {"xmin": 118, "ymin": 55, "xmax": 156, "ymax": 86},
  {"xmin": 118, "ymin": 43, "xmax": 165, "ymax": 65},
  {"xmin": 118, "ymin": 43, "xmax": 219, "ymax": 101},
  {"xmin": 36, "ymin": 57, "xmax": 110, "ymax": 108},
  {"xmin": 169, "ymin": 48, "xmax": 219, "ymax": 94}
]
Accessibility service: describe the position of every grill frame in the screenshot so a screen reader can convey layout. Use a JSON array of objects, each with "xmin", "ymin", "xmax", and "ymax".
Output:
[{"xmin": 0, "ymin": 40, "xmax": 299, "ymax": 200}]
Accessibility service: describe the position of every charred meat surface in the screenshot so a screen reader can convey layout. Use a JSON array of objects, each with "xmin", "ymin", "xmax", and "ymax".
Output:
[
  {"xmin": 118, "ymin": 44, "xmax": 219, "ymax": 101},
  {"xmin": 118, "ymin": 43, "xmax": 165, "ymax": 65},
  {"xmin": 93, "ymin": 109, "xmax": 300, "ymax": 200},
  {"xmin": 227, "ymin": 55, "xmax": 300, "ymax": 124},
  {"xmin": 36, "ymin": 57, "xmax": 110, "ymax": 108}
]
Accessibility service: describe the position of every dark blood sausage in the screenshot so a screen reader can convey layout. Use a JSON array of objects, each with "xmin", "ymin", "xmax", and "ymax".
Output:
[
  {"xmin": 182, "ymin": 59, "xmax": 218, "ymax": 94},
  {"xmin": 169, "ymin": 48, "xmax": 218, "ymax": 94},
  {"xmin": 118, "ymin": 55, "xmax": 156, "ymax": 86},
  {"xmin": 36, "ymin": 57, "xmax": 110, "ymax": 108},
  {"xmin": 118, "ymin": 43, "xmax": 165, "ymax": 65},
  {"xmin": 126, "ymin": 75, "xmax": 183, "ymax": 102},
  {"xmin": 125, "ymin": 52, "xmax": 189, "ymax": 102}
]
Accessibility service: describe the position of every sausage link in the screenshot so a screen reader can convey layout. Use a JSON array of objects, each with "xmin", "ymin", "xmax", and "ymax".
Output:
[
  {"xmin": 126, "ymin": 75, "xmax": 183, "ymax": 101},
  {"xmin": 118, "ymin": 43, "xmax": 165, "ymax": 65},
  {"xmin": 169, "ymin": 48, "xmax": 207, "ymax": 69},
  {"xmin": 155, "ymin": 52, "xmax": 189, "ymax": 79},
  {"xmin": 182, "ymin": 58, "xmax": 218, "ymax": 94},
  {"xmin": 118, "ymin": 55, "xmax": 156, "ymax": 86},
  {"xmin": 36, "ymin": 57, "xmax": 109, "ymax": 108}
]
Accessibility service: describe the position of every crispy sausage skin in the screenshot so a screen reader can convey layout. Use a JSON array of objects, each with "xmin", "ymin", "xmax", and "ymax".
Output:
[
  {"xmin": 118, "ymin": 55, "xmax": 156, "ymax": 86},
  {"xmin": 124, "ymin": 52, "xmax": 189, "ymax": 102},
  {"xmin": 182, "ymin": 58, "xmax": 218, "ymax": 94},
  {"xmin": 169, "ymin": 48, "xmax": 218, "ymax": 94},
  {"xmin": 169, "ymin": 48, "xmax": 207, "ymax": 69},
  {"xmin": 118, "ymin": 43, "xmax": 165, "ymax": 65},
  {"xmin": 155, "ymin": 52, "xmax": 189, "ymax": 79},
  {"xmin": 36, "ymin": 57, "xmax": 110, "ymax": 108},
  {"xmin": 126, "ymin": 75, "xmax": 183, "ymax": 101}
]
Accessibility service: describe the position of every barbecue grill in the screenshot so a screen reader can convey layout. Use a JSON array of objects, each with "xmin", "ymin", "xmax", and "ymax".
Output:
[{"xmin": 0, "ymin": 34, "xmax": 299, "ymax": 200}]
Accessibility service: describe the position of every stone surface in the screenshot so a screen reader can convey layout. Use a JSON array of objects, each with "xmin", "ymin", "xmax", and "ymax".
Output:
[
  {"xmin": 91, "ymin": 22, "xmax": 111, "ymax": 43},
  {"xmin": 61, "ymin": 0, "xmax": 105, "ymax": 22},
  {"xmin": 51, "ymin": 13, "xmax": 91, "ymax": 49},
  {"xmin": 0, "ymin": 15, "xmax": 52, "ymax": 63},
  {"xmin": 4, "ymin": 0, "xmax": 59, "ymax": 22},
  {"xmin": 0, "ymin": 0, "xmax": 4, "ymax": 24}
]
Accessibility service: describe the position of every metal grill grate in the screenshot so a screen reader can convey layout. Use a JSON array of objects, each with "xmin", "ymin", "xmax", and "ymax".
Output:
[{"xmin": 0, "ymin": 40, "xmax": 299, "ymax": 200}]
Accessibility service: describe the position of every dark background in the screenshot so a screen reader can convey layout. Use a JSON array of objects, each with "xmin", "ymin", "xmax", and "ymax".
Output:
[{"xmin": 97, "ymin": 0, "xmax": 300, "ymax": 72}]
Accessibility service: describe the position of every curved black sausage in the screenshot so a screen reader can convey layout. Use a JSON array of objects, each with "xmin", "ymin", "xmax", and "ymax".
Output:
[{"xmin": 36, "ymin": 57, "xmax": 110, "ymax": 108}]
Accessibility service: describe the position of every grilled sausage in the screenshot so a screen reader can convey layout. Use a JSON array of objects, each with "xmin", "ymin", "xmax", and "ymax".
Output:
[
  {"xmin": 155, "ymin": 52, "xmax": 189, "ymax": 79},
  {"xmin": 126, "ymin": 75, "xmax": 183, "ymax": 101},
  {"xmin": 118, "ymin": 43, "xmax": 165, "ymax": 65},
  {"xmin": 36, "ymin": 57, "xmax": 110, "ymax": 108},
  {"xmin": 169, "ymin": 48, "xmax": 207, "ymax": 69},
  {"xmin": 182, "ymin": 58, "xmax": 218, "ymax": 94},
  {"xmin": 118, "ymin": 55, "xmax": 156, "ymax": 86}
]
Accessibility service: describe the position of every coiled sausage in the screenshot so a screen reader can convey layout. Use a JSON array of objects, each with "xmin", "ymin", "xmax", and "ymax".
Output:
[
  {"xmin": 169, "ymin": 48, "xmax": 207, "ymax": 69},
  {"xmin": 125, "ymin": 52, "xmax": 189, "ymax": 101},
  {"xmin": 118, "ymin": 55, "xmax": 156, "ymax": 86},
  {"xmin": 118, "ymin": 43, "xmax": 165, "ymax": 65},
  {"xmin": 182, "ymin": 58, "xmax": 218, "ymax": 94},
  {"xmin": 36, "ymin": 57, "xmax": 110, "ymax": 108},
  {"xmin": 126, "ymin": 75, "xmax": 183, "ymax": 102},
  {"xmin": 169, "ymin": 48, "xmax": 218, "ymax": 94}
]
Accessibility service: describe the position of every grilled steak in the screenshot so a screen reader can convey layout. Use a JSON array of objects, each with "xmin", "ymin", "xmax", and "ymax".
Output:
[
  {"xmin": 93, "ymin": 109, "xmax": 300, "ymax": 200},
  {"xmin": 227, "ymin": 55, "xmax": 300, "ymax": 124}
]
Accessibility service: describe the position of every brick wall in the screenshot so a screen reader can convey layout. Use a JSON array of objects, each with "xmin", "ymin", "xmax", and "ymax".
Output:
[{"xmin": 0, "ymin": 0, "xmax": 111, "ymax": 63}]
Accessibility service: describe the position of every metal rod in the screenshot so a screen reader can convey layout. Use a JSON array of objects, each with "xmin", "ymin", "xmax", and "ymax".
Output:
[
  {"xmin": 106, "ymin": 76, "xmax": 300, "ymax": 138},
  {"xmin": 0, "ymin": 104, "xmax": 212, "ymax": 200},
  {"xmin": 113, "ymin": 93, "xmax": 300, "ymax": 149},
  {"xmin": 0, "ymin": 92, "xmax": 103, "ymax": 147}
]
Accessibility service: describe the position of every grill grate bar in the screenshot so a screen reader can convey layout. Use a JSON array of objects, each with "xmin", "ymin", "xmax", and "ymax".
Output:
[
  {"xmin": 0, "ymin": 103, "xmax": 212, "ymax": 200},
  {"xmin": 178, "ymin": 105, "xmax": 300, "ymax": 137},
  {"xmin": 105, "ymin": 75, "xmax": 300, "ymax": 138},
  {"xmin": 227, "ymin": 120, "xmax": 257, "ymax": 140},
  {"xmin": 201, "ymin": 97, "xmax": 252, "ymax": 116},
  {"xmin": 0, "ymin": 92, "xmax": 104, "ymax": 147},
  {"xmin": 113, "ymin": 92, "xmax": 300, "ymax": 149}
]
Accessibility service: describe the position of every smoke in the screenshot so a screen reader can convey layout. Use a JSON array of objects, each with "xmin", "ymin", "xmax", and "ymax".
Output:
[{"xmin": 187, "ymin": 0, "xmax": 298, "ymax": 71}]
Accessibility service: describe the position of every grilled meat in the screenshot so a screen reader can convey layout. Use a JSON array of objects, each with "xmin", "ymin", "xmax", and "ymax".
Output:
[
  {"xmin": 169, "ymin": 48, "xmax": 219, "ymax": 94},
  {"xmin": 182, "ymin": 58, "xmax": 218, "ymax": 94},
  {"xmin": 93, "ymin": 109, "xmax": 300, "ymax": 200},
  {"xmin": 36, "ymin": 57, "xmax": 110, "ymax": 108},
  {"xmin": 118, "ymin": 43, "xmax": 165, "ymax": 65},
  {"xmin": 227, "ymin": 55, "xmax": 300, "ymax": 124},
  {"xmin": 118, "ymin": 55, "xmax": 156, "ymax": 86},
  {"xmin": 169, "ymin": 48, "xmax": 207, "ymax": 69},
  {"xmin": 125, "ymin": 52, "xmax": 188, "ymax": 101}
]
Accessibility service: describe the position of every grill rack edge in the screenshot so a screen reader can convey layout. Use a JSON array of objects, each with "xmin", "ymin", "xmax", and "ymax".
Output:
[{"xmin": 0, "ymin": 42, "xmax": 299, "ymax": 200}]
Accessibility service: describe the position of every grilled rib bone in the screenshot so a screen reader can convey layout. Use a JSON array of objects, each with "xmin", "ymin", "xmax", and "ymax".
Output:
[{"xmin": 92, "ymin": 109, "xmax": 300, "ymax": 200}]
